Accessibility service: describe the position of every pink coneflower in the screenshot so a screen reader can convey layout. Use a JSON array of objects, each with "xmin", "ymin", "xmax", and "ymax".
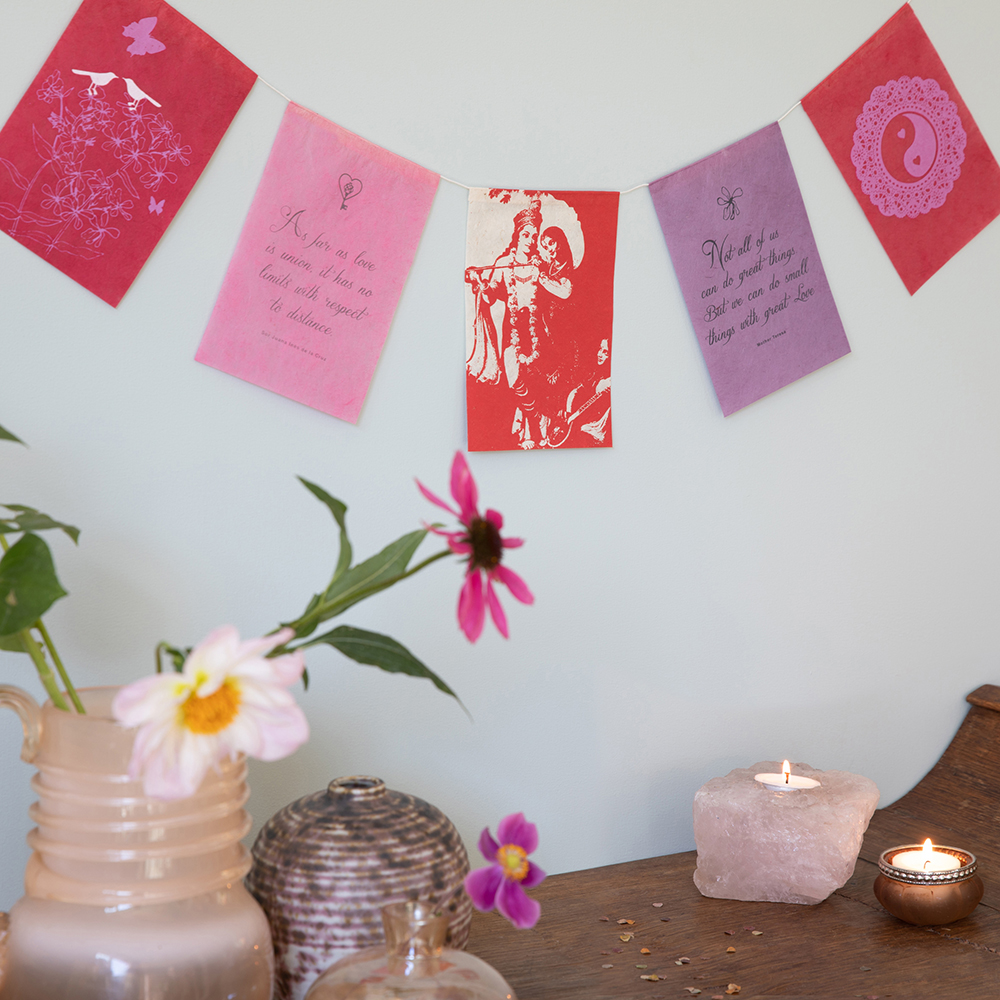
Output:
[{"xmin": 417, "ymin": 452, "xmax": 533, "ymax": 642}]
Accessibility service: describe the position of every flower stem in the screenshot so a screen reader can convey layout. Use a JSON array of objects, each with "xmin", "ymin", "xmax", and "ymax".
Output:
[
  {"xmin": 400, "ymin": 548, "xmax": 454, "ymax": 578},
  {"xmin": 35, "ymin": 618, "xmax": 84, "ymax": 713},
  {"xmin": 19, "ymin": 627, "xmax": 69, "ymax": 711},
  {"xmin": 0, "ymin": 534, "xmax": 80, "ymax": 712},
  {"xmin": 275, "ymin": 548, "xmax": 454, "ymax": 650}
]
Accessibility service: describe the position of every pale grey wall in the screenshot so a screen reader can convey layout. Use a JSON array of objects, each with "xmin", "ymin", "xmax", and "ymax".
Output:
[{"xmin": 1, "ymin": 0, "xmax": 998, "ymax": 910}]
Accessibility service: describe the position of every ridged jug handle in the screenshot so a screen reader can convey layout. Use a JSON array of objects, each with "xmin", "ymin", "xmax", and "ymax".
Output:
[
  {"xmin": 0, "ymin": 684, "xmax": 42, "ymax": 762},
  {"xmin": 0, "ymin": 910, "xmax": 8, "ymax": 991}
]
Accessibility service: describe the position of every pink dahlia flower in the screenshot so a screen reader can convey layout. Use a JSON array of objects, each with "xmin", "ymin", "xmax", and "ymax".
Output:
[
  {"xmin": 112, "ymin": 626, "xmax": 309, "ymax": 800},
  {"xmin": 464, "ymin": 812, "xmax": 546, "ymax": 929},
  {"xmin": 417, "ymin": 452, "xmax": 534, "ymax": 642}
]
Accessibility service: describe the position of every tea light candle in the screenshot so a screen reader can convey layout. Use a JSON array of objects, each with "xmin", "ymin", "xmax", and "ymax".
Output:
[
  {"xmin": 754, "ymin": 760, "xmax": 822, "ymax": 792},
  {"xmin": 889, "ymin": 839, "xmax": 961, "ymax": 873},
  {"xmin": 874, "ymin": 843, "xmax": 983, "ymax": 925}
]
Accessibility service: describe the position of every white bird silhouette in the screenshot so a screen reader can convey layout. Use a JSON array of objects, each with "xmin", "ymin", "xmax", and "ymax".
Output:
[
  {"xmin": 71, "ymin": 69, "xmax": 118, "ymax": 96},
  {"xmin": 122, "ymin": 77, "xmax": 161, "ymax": 110}
]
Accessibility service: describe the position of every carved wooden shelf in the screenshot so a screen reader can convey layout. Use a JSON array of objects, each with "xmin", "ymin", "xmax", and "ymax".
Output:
[{"xmin": 467, "ymin": 687, "xmax": 1000, "ymax": 998}]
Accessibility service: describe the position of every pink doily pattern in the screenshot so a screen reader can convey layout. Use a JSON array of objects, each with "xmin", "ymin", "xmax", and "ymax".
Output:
[{"xmin": 851, "ymin": 76, "xmax": 966, "ymax": 219}]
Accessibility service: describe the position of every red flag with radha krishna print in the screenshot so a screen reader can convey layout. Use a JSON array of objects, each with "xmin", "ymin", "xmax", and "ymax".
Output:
[
  {"xmin": 802, "ymin": 4, "xmax": 1000, "ymax": 294},
  {"xmin": 465, "ymin": 188, "xmax": 619, "ymax": 452}
]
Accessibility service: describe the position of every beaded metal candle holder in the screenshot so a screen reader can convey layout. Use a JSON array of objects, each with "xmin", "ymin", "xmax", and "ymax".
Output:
[{"xmin": 873, "ymin": 845, "xmax": 984, "ymax": 926}]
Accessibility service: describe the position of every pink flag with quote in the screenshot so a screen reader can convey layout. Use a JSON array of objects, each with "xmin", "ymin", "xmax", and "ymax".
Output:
[
  {"xmin": 196, "ymin": 103, "xmax": 439, "ymax": 423},
  {"xmin": 0, "ymin": 0, "xmax": 255, "ymax": 306},
  {"xmin": 803, "ymin": 4, "xmax": 1000, "ymax": 294},
  {"xmin": 649, "ymin": 123, "xmax": 850, "ymax": 416}
]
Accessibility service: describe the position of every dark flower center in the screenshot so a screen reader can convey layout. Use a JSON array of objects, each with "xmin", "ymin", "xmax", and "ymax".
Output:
[{"xmin": 468, "ymin": 516, "xmax": 503, "ymax": 571}]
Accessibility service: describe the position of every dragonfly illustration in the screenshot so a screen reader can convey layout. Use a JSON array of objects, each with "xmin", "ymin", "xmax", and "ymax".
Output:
[{"xmin": 717, "ymin": 186, "xmax": 743, "ymax": 221}]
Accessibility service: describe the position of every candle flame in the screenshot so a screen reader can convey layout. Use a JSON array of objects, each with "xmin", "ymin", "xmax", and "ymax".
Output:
[
  {"xmin": 782, "ymin": 760, "xmax": 791, "ymax": 784},
  {"xmin": 922, "ymin": 838, "xmax": 934, "ymax": 871}
]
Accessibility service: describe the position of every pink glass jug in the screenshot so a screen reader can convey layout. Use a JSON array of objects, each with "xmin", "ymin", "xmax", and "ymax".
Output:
[{"xmin": 0, "ymin": 684, "xmax": 273, "ymax": 999}]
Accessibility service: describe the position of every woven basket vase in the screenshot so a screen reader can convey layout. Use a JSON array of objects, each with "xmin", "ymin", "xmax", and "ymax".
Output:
[{"xmin": 246, "ymin": 776, "xmax": 472, "ymax": 1000}]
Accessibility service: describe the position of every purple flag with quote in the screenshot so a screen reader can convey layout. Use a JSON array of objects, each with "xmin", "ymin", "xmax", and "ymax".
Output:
[
  {"xmin": 649, "ymin": 123, "xmax": 850, "ymax": 416},
  {"xmin": 197, "ymin": 102, "xmax": 439, "ymax": 423}
]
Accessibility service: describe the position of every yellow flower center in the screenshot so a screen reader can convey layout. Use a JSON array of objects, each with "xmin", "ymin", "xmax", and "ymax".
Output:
[
  {"xmin": 496, "ymin": 843, "xmax": 529, "ymax": 882},
  {"xmin": 181, "ymin": 681, "xmax": 241, "ymax": 734}
]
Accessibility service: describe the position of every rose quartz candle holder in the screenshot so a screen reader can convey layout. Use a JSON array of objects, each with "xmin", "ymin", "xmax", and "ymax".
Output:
[{"xmin": 693, "ymin": 760, "xmax": 879, "ymax": 905}]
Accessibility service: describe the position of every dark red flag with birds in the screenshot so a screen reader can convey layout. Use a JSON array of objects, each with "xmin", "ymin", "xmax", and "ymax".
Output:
[{"xmin": 0, "ymin": 0, "xmax": 255, "ymax": 305}]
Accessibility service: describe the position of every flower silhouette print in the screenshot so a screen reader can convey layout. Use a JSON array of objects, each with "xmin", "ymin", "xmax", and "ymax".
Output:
[{"xmin": 0, "ymin": 68, "xmax": 194, "ymax": 261}]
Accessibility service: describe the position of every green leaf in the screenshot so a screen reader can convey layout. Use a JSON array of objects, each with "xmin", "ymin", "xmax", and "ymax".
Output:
[
  {"xmin": 0, "ymin": 505, "xmax": 79, "ymax": 543},
  {"xmin": 0, "ymin": 631, "xmax": 26, "ymax": 653},
  {"xmin": 298, "ymin": 477, "xmax": 352, "ymax": 582},
  {"xmin": 285, "ymin": 529, "xmax": 429, "ymax": 639},
  {"xmin": 284, "ymin": 591, "xmax": 325, "ymax": 645},
  {"xmin": 0, "ymin": 534, "xmax": 67, "ymax": 636},
  {"xmin": 304, "ymin": 625, "xmax": 461, "ymax": 702},
  {"xmin": 156, "ymin": 642, "xmax": 191, "ymax": 673},
  {"xmin": 327, "ymin": 529, "xmax": 427, "ymax": 620},
  {"xmin": 0, "ymin": 423, "xmax": 24, "ymax": 444},
  {"xmin": 326, "ymin": 529, "xmax": 426, "ymax": 603}
]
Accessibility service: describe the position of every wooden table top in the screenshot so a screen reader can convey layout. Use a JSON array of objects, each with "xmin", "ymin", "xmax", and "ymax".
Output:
[{"xmin": 467, "ymin": 686, "xmax": 1000, "ymax": 1000}]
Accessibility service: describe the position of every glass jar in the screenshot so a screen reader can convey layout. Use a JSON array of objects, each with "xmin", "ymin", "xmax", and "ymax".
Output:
[
  {"xmin": 304, "ymin": 901, "xmax": 515, "ymax": 1000},
  {"xmin": 0, "ymin": 684, "xmax": 273, "ymax": 999}
]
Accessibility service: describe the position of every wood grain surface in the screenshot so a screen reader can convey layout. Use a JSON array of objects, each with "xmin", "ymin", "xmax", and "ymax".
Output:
[{"xmin": 467, "ymin": 692, "xmax": 1000, "ymax": 999}]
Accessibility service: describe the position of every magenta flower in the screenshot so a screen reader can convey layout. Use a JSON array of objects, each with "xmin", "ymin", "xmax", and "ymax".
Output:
[
  {"xmin": 465, "ymin": 813, "xmax": 546, "ymax": 929},
  {"xmin": 417, "ymin": 452, "xmax": 533, "ymax": 642}
]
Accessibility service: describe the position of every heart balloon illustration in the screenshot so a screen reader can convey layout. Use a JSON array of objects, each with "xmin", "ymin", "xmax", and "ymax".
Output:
[{"xmin": 339, "ymin": 173, "xmax": 363, "ymax": 210}]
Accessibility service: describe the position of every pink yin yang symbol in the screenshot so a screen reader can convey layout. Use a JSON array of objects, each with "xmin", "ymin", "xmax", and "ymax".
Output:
[{"xmin": 880, "ymin": 112, "xmax": 937, "ymax": 183}]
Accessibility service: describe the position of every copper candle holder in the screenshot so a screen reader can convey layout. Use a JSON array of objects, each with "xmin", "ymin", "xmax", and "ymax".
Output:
[{"xmin": 873, "ymin": 845, "xmax": 983, "ymax": 926}]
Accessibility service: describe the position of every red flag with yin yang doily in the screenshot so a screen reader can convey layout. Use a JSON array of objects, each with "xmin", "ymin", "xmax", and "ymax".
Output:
[{"xmin": 802, "ymin": 4, "xmax": 1000, "ymax": 294}]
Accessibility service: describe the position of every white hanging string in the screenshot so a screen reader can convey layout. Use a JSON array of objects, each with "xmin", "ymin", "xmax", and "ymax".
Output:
[
  {"xmin": 258, "ymin": 76, "xmax": 294, "ymax": 104},
  {"xmin": 257, "ymin": 76, "xmax": 807, "ymax": 196},
  {"xmin": 778, "ymin": 100, "xmax": 802, "ymax": 123}
]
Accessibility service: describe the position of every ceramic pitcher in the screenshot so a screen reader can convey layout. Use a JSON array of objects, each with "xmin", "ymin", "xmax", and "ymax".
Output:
[{"xmin": 0, "ymin": 684, "xmax": 273, "ymax": 999}]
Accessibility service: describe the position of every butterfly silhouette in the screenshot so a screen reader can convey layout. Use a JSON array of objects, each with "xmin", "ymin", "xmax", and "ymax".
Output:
[
  {"xmin": 148, "ymin": 196, "xmax": 165, "ymax": 215},
  {"xmin": 123, "ymin": 17, "xmax": 166, "ymax": 56},
  {"xmin": 717, "ymin": 186, "xmax": 743, "ymax": 221}
]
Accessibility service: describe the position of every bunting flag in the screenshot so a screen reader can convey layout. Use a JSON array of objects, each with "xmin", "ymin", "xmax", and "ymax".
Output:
[
  {"xmin": 465, "ymin": 188, "xmax": 619, "ymax": 451},
  {"xmin": 649, "ymin": 123, "xmax": 850, "ymax": 416},
  {"xmin": 802, "ymin": 4, "xmax": 1000, "ymax": 295},
  {"xmin": 2, "ymin": 3, "xmax": 993, "ymax": 427},
  {"xmin": 0, "ymin": 0, "xmax": 255, "ymax": 306},
  {"xmin": 196, "ymin": 103, "xmax": 439, "ymax": 423}
]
